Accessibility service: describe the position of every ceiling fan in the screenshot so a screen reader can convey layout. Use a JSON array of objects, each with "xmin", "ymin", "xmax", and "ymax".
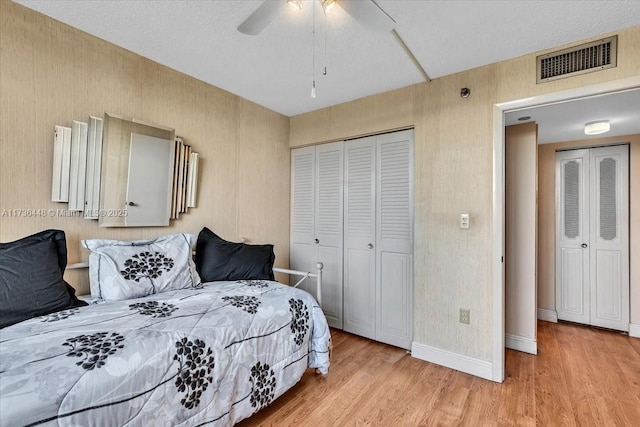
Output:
[{"xmin": 237, "ymin": 0, "xmax": 396, "ymax": 36}]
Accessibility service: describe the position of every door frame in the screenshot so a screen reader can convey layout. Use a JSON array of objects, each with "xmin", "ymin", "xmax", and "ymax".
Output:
[{"xmin": 492, "ymin": 76, "xmax": 640, "ymax": 383}]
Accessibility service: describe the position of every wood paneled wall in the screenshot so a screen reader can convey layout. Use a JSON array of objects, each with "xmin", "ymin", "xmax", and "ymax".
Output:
[
  {"xmin": 290, "ymin": 26, "xmax": 640, "ymax": 362},
  {"xmin": 0, "ymin": 1, "xmax": 291, "ymax": 294}
]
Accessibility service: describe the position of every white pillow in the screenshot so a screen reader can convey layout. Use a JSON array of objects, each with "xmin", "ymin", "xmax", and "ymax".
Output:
[{"xmin": 82, "ymin": 233, "xmax": 201, "ymax": 302}]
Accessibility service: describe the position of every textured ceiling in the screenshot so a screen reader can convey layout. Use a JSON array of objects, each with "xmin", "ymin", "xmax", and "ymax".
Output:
[
  {"xmin": 505, "ymin": 88, "xmax": 640, "ymax": 144},
  {"xmin": 15, "ymin": 0, "xmax": 640, "ymax": 117}
]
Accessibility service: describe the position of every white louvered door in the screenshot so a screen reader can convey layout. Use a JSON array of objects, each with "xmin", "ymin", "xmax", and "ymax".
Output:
[
  {"xmin": 290, "ymin": 146, "xmax": 316, "ymax": 297},
  {"xmin": 376, "ymin": 130, "xmax": 413, "ymax": 349},
  {"xmin": 555, "ymin": 145, "xmax": 629, "ymax": 331},
  {"xmin": 315, "ymin": 142, "xmax": 344, "ymax": 329},
  {"xmin": 343, "ymin": 130, "xmax": 414, "ymax": 349},
  {"xmin": 343, "ymin": 136, "xmax": 377, "ymax": 340},
  {"xmin": 291, "ymin": 130, "xmax": 414, "ymax": 348},
  {"xmin": 290, "ymin": 143, "xmax": 344, "ymax": 328}
]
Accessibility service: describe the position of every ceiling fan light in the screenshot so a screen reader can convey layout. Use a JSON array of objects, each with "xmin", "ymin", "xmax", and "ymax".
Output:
[
  {"xmin": 287, "ymin": 0, "xmax": 302, "ymax": 10},
  {"xmin": 322, "ymin": 0, "xmax": 337, "ymax": 13},
  {"xmin": 584, "ymin": 120, "xmax": 610, "ymax": 135}
]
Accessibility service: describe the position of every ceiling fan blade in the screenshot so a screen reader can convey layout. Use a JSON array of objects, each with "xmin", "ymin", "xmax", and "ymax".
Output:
[
  {"xmin": 339, "ymin": 0, "xmax": 395, "ymax": 32},
  {"xmin": 237, "ymin": 1, "xmax": 287, "ymax": 36}
]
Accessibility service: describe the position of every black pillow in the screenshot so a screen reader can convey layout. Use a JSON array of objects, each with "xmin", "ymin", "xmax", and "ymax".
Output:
[
  {"xmin": 195, "ymin": 227, "xmax": 275, "ymax": 282},
  {"xmin": 0, "ymin": 229, "xmax": 87, "ymax": 328}
]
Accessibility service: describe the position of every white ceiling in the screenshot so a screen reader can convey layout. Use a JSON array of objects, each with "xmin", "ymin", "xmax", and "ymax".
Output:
[
  {"xmin": 15, "ymin": 0, "xmax": 640, "ymax": 117},
  {"xmin": 505, "ymin": 88, "xmax": 640, "ymax": 144}
]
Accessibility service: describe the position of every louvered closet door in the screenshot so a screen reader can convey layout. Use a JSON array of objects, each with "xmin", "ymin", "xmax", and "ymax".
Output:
[
  {"xmin": 343, "ymin": 136, "xmax": 377, "ymax": 340},
  {"xmin": 376, "ymin": 130, "xmax": 413, "ymax": 349},
  {"xmin": 290, "ymin": 146, "xmax": 316, "ymax": 296},
  {"xmin": 315, "ymin": 142, "xmax": 344, "ymax": 329},
  {"xmin": 556, "ymin": 149, "xmax": 591, "ymax": 325},
  {"xmin": 589, "ymin": 145, "xmax": 629, "ymax": 331}
]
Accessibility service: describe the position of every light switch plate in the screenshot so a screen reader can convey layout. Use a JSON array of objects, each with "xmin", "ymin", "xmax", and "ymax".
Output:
[{"xmin": 460, "ymin": 213, "xmax": 470, "ymax": 229}]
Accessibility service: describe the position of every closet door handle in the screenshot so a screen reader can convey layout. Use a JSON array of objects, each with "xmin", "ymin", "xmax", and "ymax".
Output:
[
  {"xmin": 314, "ymin": 239, "xmax": 319, "ymax": 244},
  {"xmin": 367, "ymin": 243, "xmax": 373, "ymax": 249},
  {"xmin": 581, "ymin": 243, "xmax": 588, "ymax": 248}
]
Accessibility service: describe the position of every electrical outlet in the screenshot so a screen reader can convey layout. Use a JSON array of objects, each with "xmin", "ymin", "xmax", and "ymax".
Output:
[{"xmin": 460, "ymin": 309, "xmax": 470, "ymax": 324}]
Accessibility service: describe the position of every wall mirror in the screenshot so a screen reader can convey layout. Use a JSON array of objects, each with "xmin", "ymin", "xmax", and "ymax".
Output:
[{"xmin": 100, "ymin": 113, "xmax": 175, "ymax": 227}]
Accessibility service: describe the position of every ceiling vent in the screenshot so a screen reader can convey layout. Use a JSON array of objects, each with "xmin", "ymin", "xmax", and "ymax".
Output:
[{"xmin": 537, "ymin": 36, "xmax": 617, "ymax": 83}]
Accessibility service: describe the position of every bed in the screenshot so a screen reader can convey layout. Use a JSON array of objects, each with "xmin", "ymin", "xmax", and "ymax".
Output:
[{"xmin": 0, "ymin": 229, "xmax": 330, "ymax": 427}]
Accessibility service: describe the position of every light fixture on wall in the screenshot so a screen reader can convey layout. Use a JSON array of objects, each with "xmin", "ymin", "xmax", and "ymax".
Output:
[
  {"xmin": 287, "ymin": 0, "xmax": 302, "ymax": 10},
  {"xmin": 584, "ymin": 120, "xmax": 610, "ymax": 135}
]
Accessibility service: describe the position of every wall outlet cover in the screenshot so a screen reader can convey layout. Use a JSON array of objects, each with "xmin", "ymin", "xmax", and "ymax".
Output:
[{"xmin": 460, "ymin": 308, "xmax": 470, "ymax": 324}]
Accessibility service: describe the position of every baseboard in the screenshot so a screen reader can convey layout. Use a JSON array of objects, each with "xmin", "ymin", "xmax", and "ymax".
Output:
[
  {"xmin": 505, "ymin": 334, "xmax": 537, "ymax": 355},
  {"xmin": 537, "ymin": 308, "xmax": 558, "ymax": 323},
  {"xmin": 629, "ymin": 323, "xmax": 640, "ymax": 338},
  {"xmin": 411, "ymin": 341, "xmax": 494, "ymax": 381}
]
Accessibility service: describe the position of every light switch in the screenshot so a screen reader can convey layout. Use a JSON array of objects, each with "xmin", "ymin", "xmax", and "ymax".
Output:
[{"xmin": 460, "ymin": 213, "xmax": 470, "ymax": 229}]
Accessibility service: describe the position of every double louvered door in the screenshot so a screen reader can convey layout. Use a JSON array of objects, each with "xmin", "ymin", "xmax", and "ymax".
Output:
[
  {"xmin": 343, "ymin": 131, "xmax": 413, "ymax": 349},
  {"xmin": 291, "ymin": 130, "xmax": 413, "ymax": 349},
  {"xmin": 555, "ymin": 145, "xmax": 629, "ymax": 331}
]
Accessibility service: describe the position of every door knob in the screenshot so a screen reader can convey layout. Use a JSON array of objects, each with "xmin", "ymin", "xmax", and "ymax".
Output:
[
  {"xmin": 581, "ymin": 243, "xmax": 588, "ymax": 248},
  {"xmin": 314, "ymin": 238, "xmax": 319, "ymax": 244},
  {"xmin": 367, "ymin": 243, "xmax": 373, "ymax": 249},
  {"xmin": 127, "ymin": 201, "xmax": 137, "ymax": 207}
]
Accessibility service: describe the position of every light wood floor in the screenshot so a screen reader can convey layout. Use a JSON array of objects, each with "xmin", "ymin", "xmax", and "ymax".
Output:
[{"xmin": 239, "ymin": 321, "xmax": 640, "ymax": 426}]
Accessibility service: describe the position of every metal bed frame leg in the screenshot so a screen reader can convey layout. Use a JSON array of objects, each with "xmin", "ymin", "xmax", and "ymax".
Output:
[{"xmin": 316, "ymin": 262, "xmax": 323, "ymax": 307}]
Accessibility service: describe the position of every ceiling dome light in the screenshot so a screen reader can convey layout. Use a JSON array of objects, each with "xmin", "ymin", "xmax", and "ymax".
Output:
[{"xmin": 584, "ymin": 120, "xmax": 610, "ymax": 135}]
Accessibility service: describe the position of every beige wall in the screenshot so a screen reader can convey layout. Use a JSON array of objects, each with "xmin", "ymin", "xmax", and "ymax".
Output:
[
  {"xmin": 291, "ymin": 27, "xmax": 640, "ymax": 361},
  {"xmin": 0, "ymin": 1, "xmax": 291, "ymax": 295},
  {"xmin": 505, "ymin": 123, "xmax": 537, "ymax": 341},
  {"xmin": 538, "ymin": 134, "xmax": 640, "ymax": 325}
]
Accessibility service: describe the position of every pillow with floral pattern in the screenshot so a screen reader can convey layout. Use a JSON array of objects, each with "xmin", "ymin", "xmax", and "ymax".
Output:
[{"xmin": 82, "ymin": 233, "xmax": 201, "ymax": 302}]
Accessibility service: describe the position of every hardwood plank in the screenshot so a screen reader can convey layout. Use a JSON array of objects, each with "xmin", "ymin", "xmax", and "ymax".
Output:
[{"xmin": 239, "ymin": 322, "xmax": 640, "ymax": 426}]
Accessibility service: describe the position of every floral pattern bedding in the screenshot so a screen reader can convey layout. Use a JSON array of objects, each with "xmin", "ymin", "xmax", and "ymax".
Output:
[{"xmin": 0, "ymin": 280, "xmax": 330, "ymax": 426}]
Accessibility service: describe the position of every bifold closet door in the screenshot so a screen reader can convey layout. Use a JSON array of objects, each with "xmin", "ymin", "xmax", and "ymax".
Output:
[
  {"xmin": 290, "ymin": 143, "xmax": 344, "ymax": 329},
  {"xmin": 556, "ymin": 149, "xmax": 591, "ymax": 325},
  {"xmin": 292, "ymin": 130, "xmax": 414, "ymax": 347},
  {"xmin": 343, "ymin": 136, "xmax": 377, "ymax": 340},
  {"xmin": 556, "ymin": 145, "xmax": 629, "ymax": 332},
  {"xmin": 290, "ymin": 146, "xmax": 317, "ymax": 297},
  {"xmin": 315, "ymin": 142, "xmax": 344, "ymax": 329},
  {"xmin": 376, "ymin": 130, "xmax": 413, "ymax": 349},
  {"xmin": 589, "ymin": 145, "xmax": 629, "ymax": 331}
]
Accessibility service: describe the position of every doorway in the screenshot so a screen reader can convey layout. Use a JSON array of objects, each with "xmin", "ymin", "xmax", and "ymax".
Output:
[{"xmin": 492, "ymin": 77, "xmax": 640, "ymax": 382}]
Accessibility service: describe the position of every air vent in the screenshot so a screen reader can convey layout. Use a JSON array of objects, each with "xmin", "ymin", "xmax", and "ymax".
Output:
[{"xmin": 537, "ymin": 36, "xmax": 617, "ymax": 83}]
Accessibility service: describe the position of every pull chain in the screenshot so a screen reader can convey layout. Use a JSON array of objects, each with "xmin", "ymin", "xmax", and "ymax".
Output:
[
  {"xmin": 311, "ymin": 0, "xmax": 316, "ymax": 98},
  {"xmin": 323, "ymin": 5, "xmax": 327, "ymax": 76}
]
